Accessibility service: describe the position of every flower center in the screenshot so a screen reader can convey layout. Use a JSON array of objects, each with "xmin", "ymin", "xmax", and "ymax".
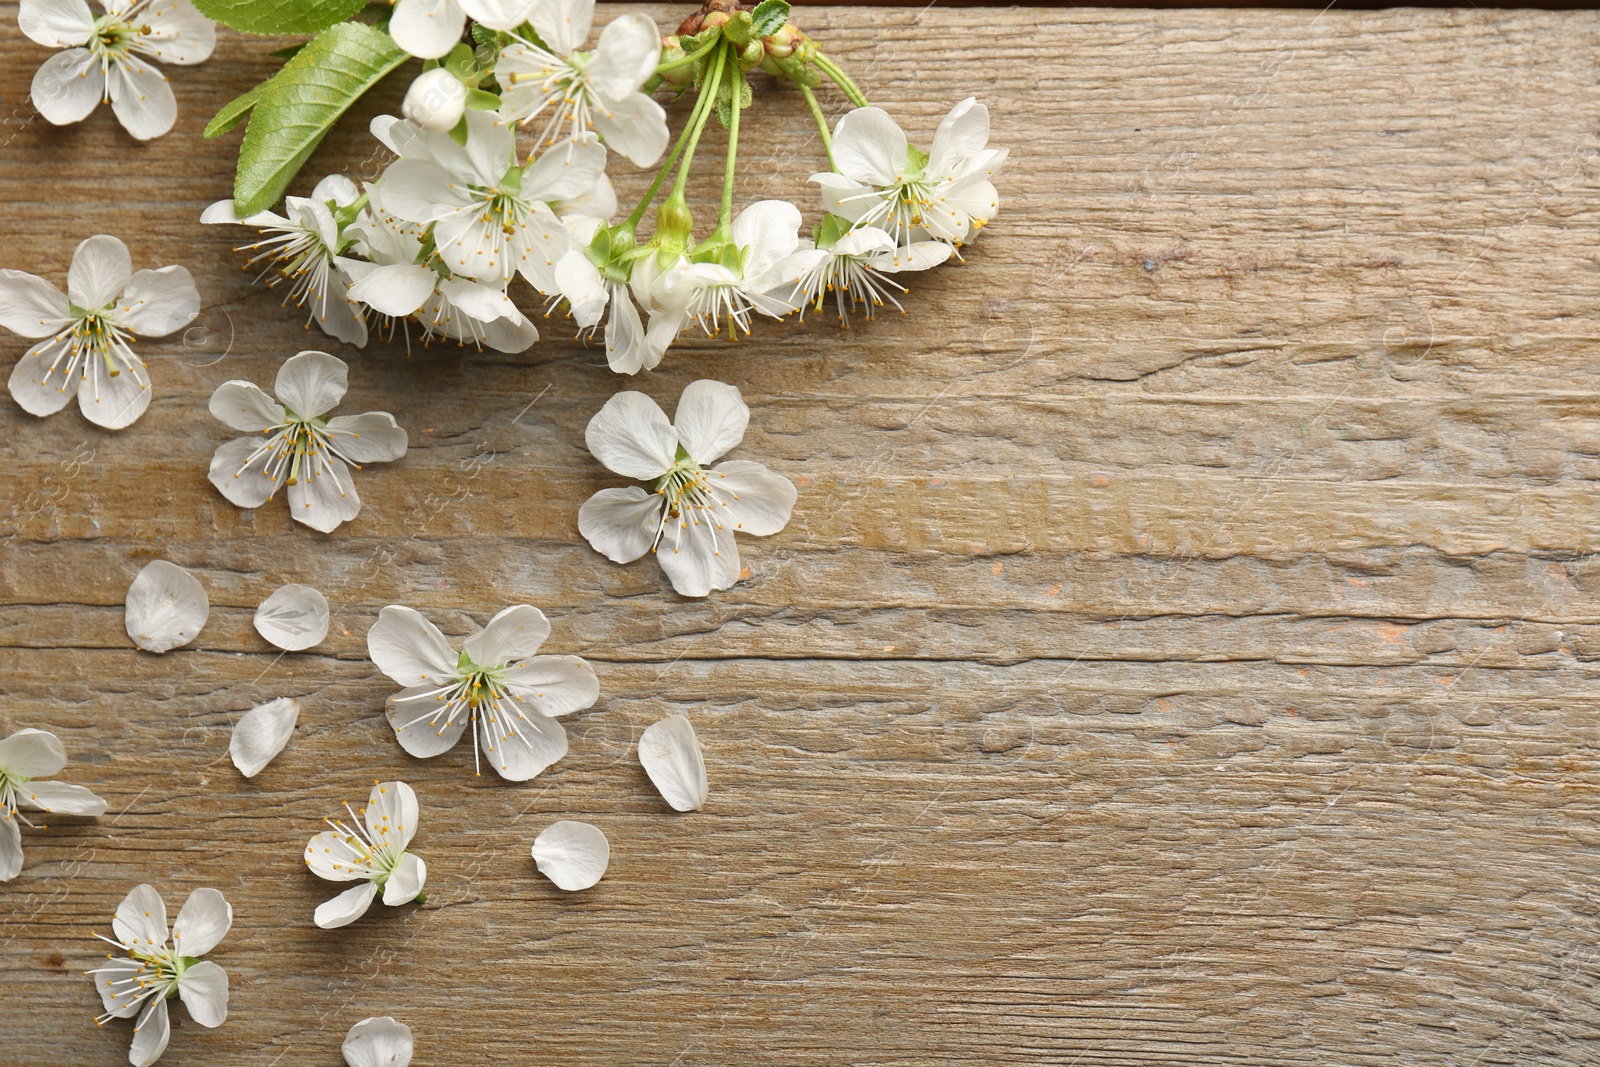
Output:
[{"xmin": 88, "ymin": 14, "xmax": 145, "ymax": 59}]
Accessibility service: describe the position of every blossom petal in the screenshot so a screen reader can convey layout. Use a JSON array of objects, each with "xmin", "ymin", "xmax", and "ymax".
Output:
[
  {"xmin": 389, "ymin": 0, "xmax": 466, "ymax": 58},
  {"xmin": 30, "ymin": 48, "xmax": 103, "ymax": 127},
  {"xmin": 0, "ymin": 816, "xmax": 21, "ymax": 882},
  {"xmin": 312, "ymin": 268, "xmax": 370, "ymax": 347},
  {"xmin": 365, "ymin": 780, "xmax": 420, "ymax": 853},
  {"xmin": 117, "ymin": 266, "xmax": 200, "ymax": 337},
  {"xmin": 208, "ymin": 435, "xmax": 280, "ymax": 509},
  {"xmin": 382, "ymin": 852, "xmax": 425, "ymax": 906},
  {"xmin": 731, "ymin": 200, "xmax": 802, "ymax": 280},
  {"xmin": 523, "ymin": 138, "xmax": 608, "ymax": 204},
  {"xmin": 287, "ymin": 452, "xmax": 361, "ymax": 532},
  {"xmin": 639, "ymin": 713, "xmax": 708, "ymax": 811},
  {"xmin": 229, "ymin": 696, "xmax": 302, "ymax": 777},
  {"xmin": 68, "ymin": 235, "xmax": 132, "ymax": 311},
  {"xmin": 0, "ymin": 728, "xmax": 68, "ymax": 777},
  {"xmin": 177, "ymin": 960, "xmax": 228, "ymax": 1027},
  {"xmin": 113, "ymin": 883, "xmax": 168, "ymax": 950},
  {"xmin": 657, "ymin": 517, "xmax": 741, "ymax": 598},
  {"xmin": 591, "ymin": 90, "xmax": 669, "ymax": 170},
  {"xmin": 347, "ymin": 262, "xmax": 437, "ymax": 318},
  {"xmin": 554, "ymin": 251, "xmax": 606, "ymax": 328},
  {"xmin": 254, "ymin": 585, "xmax": 330, "ymax": 652},
  {"xmin": 604, "ymin": 283, "xmax": 653, "ymax": 374},
  {"xmin": 385, "ymin": 684, "xmax": 470, "ymax": 758},
  {"xmin": 368, "ymin": 605, "xmax": 457, "ymax": 688},
  {"xmin": 478, "ymin": 307, "xmax": 540, "ymax": 353},
  {"xmin": 343, "ymin": 1017, "xmax": 415, "ymax": 1067},
  {"xmin": 527, "ymin": 0, "xmax": 592, "ymax": 55},
  {"xmin": 171, "ymin": 887, "xmax": 232, "ymax": 957},
  {"xmin": 870, "ymin": 239, "xmax": 953, "ymax": 273},
  {"xmin": 125, "ymin": 560, "xmax": 209, "ymax": 654},
  {"xmin": 481, "ymin": 697, "xmax": 567, "ymax": 781},
  {"xmin": 136, "ymin": 0, "xmax": 215, "ymax": 66},
  {"xmin": 0, "ymin": 271, "xmax": 70, "ymax": 337},
  {"xmin": 107, "ymin": 55, "xmax": 178, "ymax": 141},
  {"xmin": 129, "ymin": 994, "xmax": 171, "ymax": 1067},
  {"xmin": 673, "ymin": 379, "xmax": 748, "ymax": 465},
  {"xmin": 8, "ymin": 341, "xmax": 78, "ymax": 417},
  {"xmin": 928, "ymin": 96, "xmax": 990, "ymax": 179},
  {"xmin": 18, "ymin": 0, "xmax": 94, "ymax": 47},
  {"xmin": 322, "ymin": 412, "xmax": 407, "ymax": 467},
  {"xmin": 709, "ymin": 459, "xmax": 796, "ymax": 536},
  {"xmin": 577, "ymin": 486, "xmax": 662, "ymax": 563},
  {"xmin": 588, "ymin": 12, "xmax": 659, "ymax": 100},
  {"xmin": 315, "ymin": 880, "xmax": 378, "ymax": 929},
  {"xmin": 502, "ymin": 655, "xmax": 599, "ymax": 717},
  {"xmin": 274, "ymin": 349, "xmax": 348, "ymax": 419},
  {"xmin": 373, "ymin": 158, "xmax": 467, "ymax": 223},
  {"xmin": 811, "ymin": 171, "xmax": 874, "ymax": 224},
  {"xmin": 460, "ymin": 0, "xmax": 536, "ymax": 31},
  {"xmin": 209, "ymin": 380, "xmax": 285, "ymax": 432},
  {"xmin": 832, "ymin": 106, "xmax": 908, "ymax": 187},
  {"xmin": 531, "ymin": 820, "xmax": 608, "ymax": 890},
  {"xmin": 93, "ymin": 956, "xmax": 142, "ymax": 1016},
  {"xmin": 313, "ymin": 173, "xmax": 362, "ymax": 207},
  {"xmin": 304, "ymin": 829, "xmax": 367, "ymax": 882},
  {"xmin": 77, "ymin": 352, "xmax": 152, "ymax": 429},
  {"xmin": 585, "ymin": 390, "xmax": 676, "ymax": 479},
  {"xmin": 17, "ymin": 780, "xmax": 107, "ymax": 816},
  {"xmin": 462, "ymin": 605, "xmax": 550, "ymax": 667}
]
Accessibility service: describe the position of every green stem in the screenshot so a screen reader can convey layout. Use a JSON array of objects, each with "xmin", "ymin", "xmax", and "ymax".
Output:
[
  {"xmin": 720, "ymin": 69, "xmax": 743, "ymax": 228},
  {"xmin": 655, "ymin": 35, "xmax": 718, "ymax": 75},
  {"xmin": 814, "ymin": 53, "xmax": 868, "ymax": 108},
  {"xmin": 799, "ymin": 84, "xmax": 835, "ymax": 169},
  {"xmin": 624, "ymin": 80, "xmax": 715, "ymax": 231},
  {"xmin": 669, "ymin": 45, "xmax": 725, "ymax": 201}
]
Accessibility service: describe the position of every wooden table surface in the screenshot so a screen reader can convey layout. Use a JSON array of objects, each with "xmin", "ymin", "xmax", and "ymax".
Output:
[{"xmin": 4, "ymin": 4, "xmax": 1600, "ymax": 1065}]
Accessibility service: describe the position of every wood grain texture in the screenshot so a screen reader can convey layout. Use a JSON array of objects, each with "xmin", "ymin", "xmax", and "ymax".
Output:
[{"xmin": 3, "ymin": 5, "xmax": 1600, "ymax": 1065}]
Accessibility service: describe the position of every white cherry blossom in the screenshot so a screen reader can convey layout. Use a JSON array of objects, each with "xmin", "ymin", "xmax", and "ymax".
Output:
[
  {"xmin": 579, "ymin": 380, "xmax": 797, "ymax": 597},
  {"xmin": 812, "ymin": 98, "xmax": 1007, "ymax": 247},
  {"xmin": 368, "ymin": 604, "xmax": 599, "ymax": 781},
  {"xmin": 201, "ymin": 175, "xmax": 368, "ymax": 346},
  {"xmin": 206, "ymin": 351, "xmax": 408, "ymax": 533},
  {"xmin": 390, "ymin": 0, "xmax": 537, "ymax": 59},
  {"xmin": 0, "ymin": 727, "xmax": 107, "ymax": 881},
  {"xmin": 20, "ymin": 0, "xmax": 215, "ymax": 140},
  {"xmin": 88, "ymin": 884, "xmax": 231, "ymax": 1067},
  {"xmin": 2, "ymin": 234, "xmax": 199, "ymax": 429},
  {"xmin": 497, "ymin": 0, "xmax": 667, "ymax": 166},
  {"xmin": 552, "ymin": 215, "xmax": 652, "ymax": 374},
  {"xmin": 793, "ymin": 223, "xmax": 950, "ymax": 326},
  {"xmin": 638, "ymin": 200, "xmax": 824, "ymax": 349},
  {"xmin": 304, "ymin": 780, "xmax": 427, "ymax": 929}
]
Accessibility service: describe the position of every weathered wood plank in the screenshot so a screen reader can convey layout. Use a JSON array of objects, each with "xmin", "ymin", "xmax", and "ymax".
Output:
[{"xmin": 4, "ymin": 4, "xmax": 1600, "ymax": 1066}]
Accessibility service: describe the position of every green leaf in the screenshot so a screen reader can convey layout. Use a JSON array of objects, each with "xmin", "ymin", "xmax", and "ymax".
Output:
[
  {"xmin": 204, "ymin": 80, "xmax": 268, "ymax": 138},
  {"xmin": 270, "ymin": 42, "xmax": 307, "ymax": 60},
  {"xmin": 193, "ymin": 0, "xmax": 366, "ymax": 35},
  {"xmin": 751, "ymin": 0, "xmax": 790, "ymax": 39},
  {"xmin": 464, "ymin": 88, "xmax": 501, "ymax": 111},
  {"xmin": 234, "ymin": 22, "xmax": 411, "ymax": 215}
]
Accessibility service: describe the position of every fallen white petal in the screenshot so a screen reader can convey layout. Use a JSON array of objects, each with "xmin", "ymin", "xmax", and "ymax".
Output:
[
  {"xmin": 343, "ymin": 1016, "xmax": 415, "ymax": 1067},
  {"xmin": 531, "ymin": 820, "xmax": 610, "ymax": 891},
  {"xmin": 253, "ymin": 583, "xmax": 330, "ymax": 651},
  {"xmin": 229, "ymin": 698, "xmax": 301, "ymax": 778},
  {"xmin": 124, "ymin": 560, "xmax": 209, "ymax": 653},
  {"xmin": 639, "ymin": 714, "xmax": 708, "ymax": 812}
]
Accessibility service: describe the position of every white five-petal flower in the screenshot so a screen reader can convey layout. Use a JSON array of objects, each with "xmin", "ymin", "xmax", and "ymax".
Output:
[
  {"xmin": 304, "ymin": 780, "xmax": 427, "ymax": 929},
  {"xmin": 579, "ymin": 380, "xmax": 797, "ymax": 597},
  {"xmin": 638, "ymin": 200, "xmax": 825, "ymax": 349},
  {"xmin": 793, "ymin": 223, "xmax": 951, "ymax": 326},
  {"xmin": 206, "ymin": 351, "xmax": 408, "ymax": 533},
  {"xmin": 0, "ymin": 728, "xmax": 107, "ymax": 881},
  {"xmin": 343, "ymin": 1016, "xmax": 415, "ymax": 1067},
  {"xmin": 2, "ymin": 234, "xmax": 200, "ymax": 429},
  {"xmin": 368, "ymin": 604, "xmax": 600, "ymax": 781},
  {"xmin": 88, "ymin": 884, "xmax": 231, "ymax": 1067},
  {"xmin": 201, "ymin": 174, "xmax": 369, "ymax": 347},
  {"xmin": 812, "ymin": 98, "xmax": 1007, "ymax": 247},
  {"xmin": 552, "ymin": 214, "xmax": 652, "ymax": 374},
  {"xmin": 389, "ymin": 0, "xmax": 535, "ymax": 59},
  {"xmin": 496, "ymin": 0, "xmax": 668, "ymax": 167},
  {"xmin": 20, "ymin": 0, "xmax": 216, "ymax": 140}
]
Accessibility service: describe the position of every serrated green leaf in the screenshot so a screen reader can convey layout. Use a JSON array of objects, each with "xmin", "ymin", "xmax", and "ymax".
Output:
[
  {"xmin": 751, "ymin": 0, "xmax": 790, "ymax": 39},
  {"xmin": 205, "ymin": 80, "xmax": 268, "ymax": 138},
  {"xmin": 234, "ymin": 22, "xmax": 411, "ymax": 215},
  {"xmin": 270, "ymin": 42, "xmax": 307, "ymax": 60},
  {"xmin": 194, "ymin": 0, "xmax": 366, "ymax": 34}
]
